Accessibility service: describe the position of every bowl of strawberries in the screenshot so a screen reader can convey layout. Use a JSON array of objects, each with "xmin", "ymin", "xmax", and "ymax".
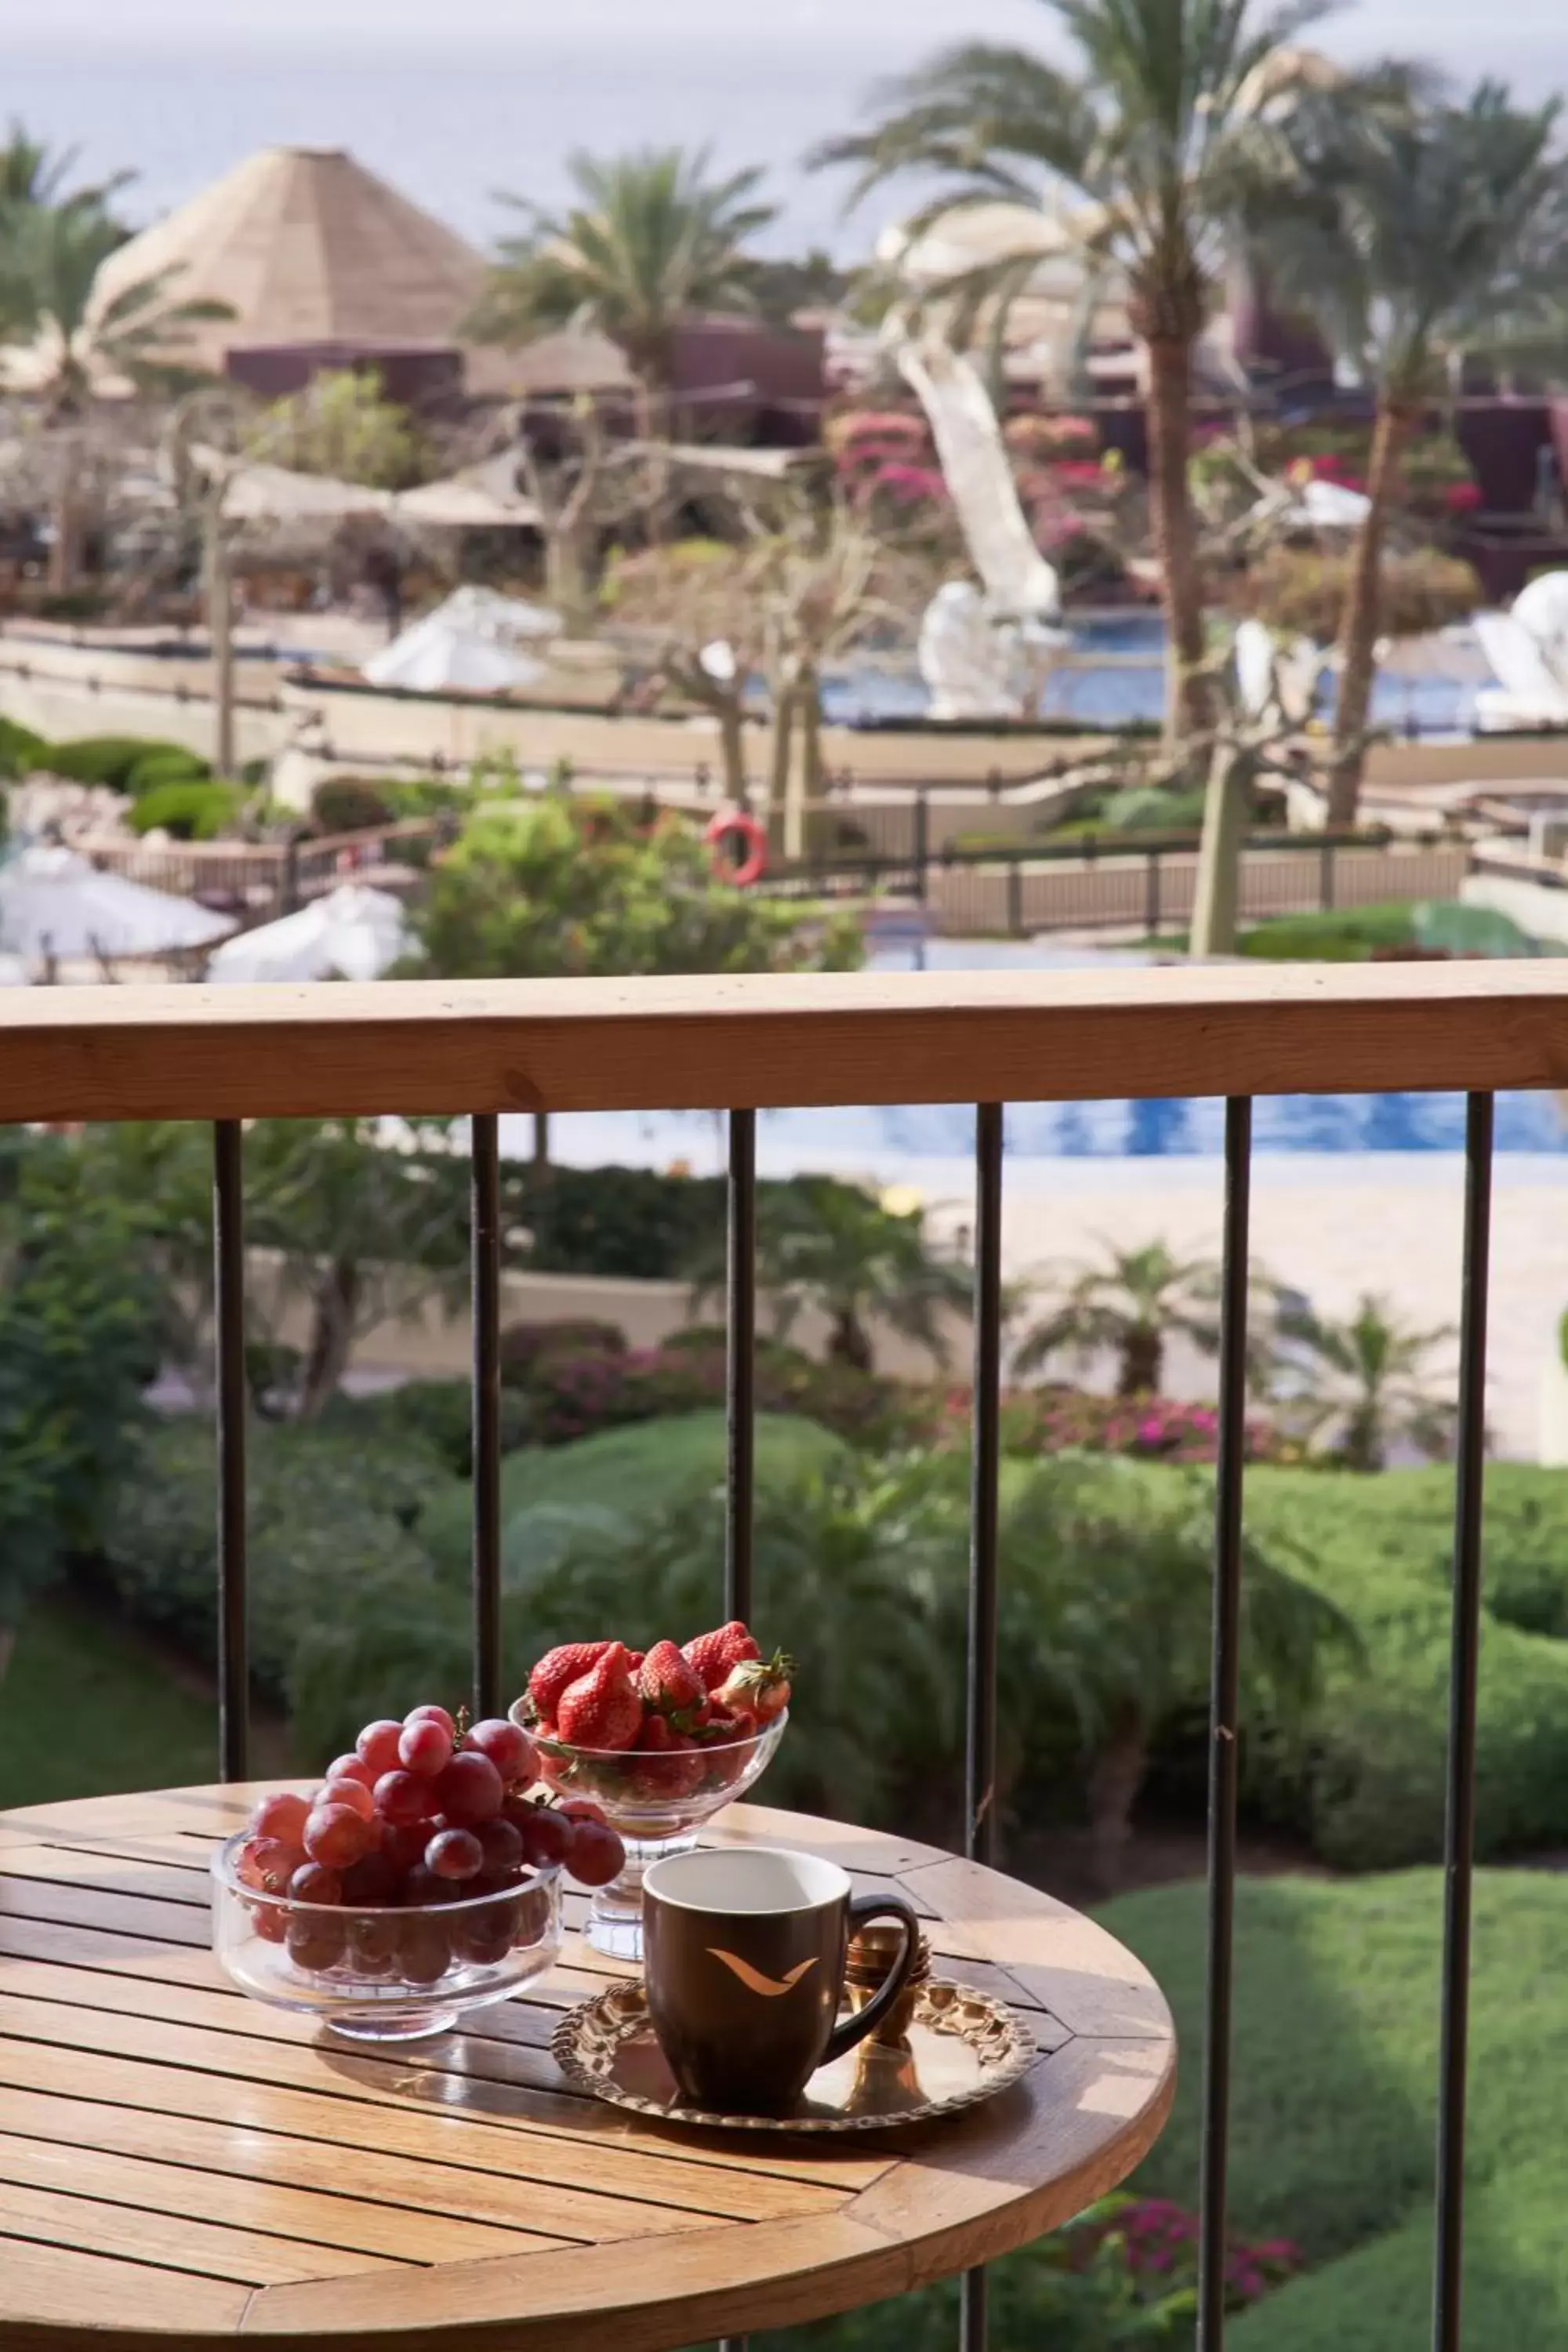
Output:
[
  {"xmin": 510, "ymin": 1620, "xmax": 789, "ymax": 1958},
  {"xmin": 212, "ymin": 1703, "xmax": 626, "ymax": 2041}
]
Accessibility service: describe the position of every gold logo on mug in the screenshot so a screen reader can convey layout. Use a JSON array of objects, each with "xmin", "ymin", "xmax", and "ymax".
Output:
[{"xmin": 706, "ymin": 1950, "xmax": 819, "ymax": 1998}]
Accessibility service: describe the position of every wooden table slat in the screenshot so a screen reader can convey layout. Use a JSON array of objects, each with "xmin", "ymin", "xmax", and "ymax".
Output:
[
  {"xmin": 0, "ymin": 2233, "xmax": 252, "ymax": 2341},
  {"xmin": 0, "ymin": 2113, "xmax": 568, "ymax": 2263},
  {"xmin": 0, "ymin": 1787, "xmax": 1174, "ymax": 2351},
  {"xmin": 0, "ymin": 2175, "xmax": 405, "ymax": 2288}
]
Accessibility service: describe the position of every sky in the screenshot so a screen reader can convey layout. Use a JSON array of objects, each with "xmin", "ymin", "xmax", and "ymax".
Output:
[
  {"xmin": 6, "ymin": 0, "xmax": 1561, "ymax": 63},
  {"xmin": 4, "ymin": 0, "xmax": 1562, "ymax": 253}
]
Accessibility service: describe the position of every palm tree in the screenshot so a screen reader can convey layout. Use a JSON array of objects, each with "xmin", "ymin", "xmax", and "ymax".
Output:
[
  {"xmin": 998, "ymin": 1454, "xmax": 1356, "ymax": 1885},
  {"xmin": 689, "ymin": 1176, "xmax": 973, "ymax": 1374},
  {"xmin": 1014, "ymin": 1239, "xmax": 1228, "ymax": 1395},
  {"xmin": 1, "ymin": 191, "xmax": 226, "ymax": 586},
  {"xmin": 0, "ymin": 125, "xmax": 102, "ymax": 210},
  {"xmin": 1257, "ymin": 84, "xmax": 1568, "ymax": 822},
  {"xmin": 815, "ymin": 0, "xmax": 1348, "ymax": 744},
  {"xmin": 1270, "ymin": 1293, "xmax": 1457, "ymax": 1471},
  {"xmin": 470, "ymin": 147, "xmax": 777, "ymax": 431}
]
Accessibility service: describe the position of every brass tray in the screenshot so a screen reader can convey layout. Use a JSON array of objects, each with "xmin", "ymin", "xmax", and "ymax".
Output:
[{"xmin": 550, "ymin": 1977, "xmax": 1036, "ymax": 2132}]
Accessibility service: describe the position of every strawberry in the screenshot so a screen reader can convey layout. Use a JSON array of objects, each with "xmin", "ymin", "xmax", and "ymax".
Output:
[
  {"xmin": 715, "ymin": 1650, "xmax": 793, "ymax": 1727},
  {"xmin": 640, "ymin": 1638, "xmax": 705, "ymax": 1717},
  {"xmin": 632, "ymin": 1712, "xmax": 705, "ymax": 1800},
  {"xmin": 681, "ymin": 1620, "xmax": 760, "ymax": 1693},
  {"xmin": 557, "ymin": 1642, "xmax": 644, "ymax": 1752},
  {"xmin": 694, "ymin": 1704, "xmax": 747, "ymax": 1743},
  {"xmin": 528, "ymin": 1641, "xmax": 612, "ymax": 1721}
]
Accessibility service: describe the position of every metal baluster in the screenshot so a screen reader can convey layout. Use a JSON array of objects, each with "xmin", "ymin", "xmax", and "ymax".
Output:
[
  {"xmin": 719, "ymin": 1109, "xmax": 758, "ymax": 2352},
  {"xmin": 1198, "ymin": 1097, "xmax": 1252, "ymax": 2350},
  {"xmin": 471, "ymin": 1112, "xmax": 503, "ymax": 1719},
  {"xmin": 1432, "ymin": 1091, "xmax": 1494, "ymax": 2352},
  {"xmin": 212, "ymin": 1122, "xmax": 249, "ymax": 1784},
  {"xmin": 961, "ymin": 1101, "xmax": 1004, "ymax": 2352},
  {"xmin": 967, "ymin": 1102, "xmax": 1004, "ymax": 1865},
  {"xmin": 725, "ymin": 1109, "xmax": 757, "ymax": 1626}
]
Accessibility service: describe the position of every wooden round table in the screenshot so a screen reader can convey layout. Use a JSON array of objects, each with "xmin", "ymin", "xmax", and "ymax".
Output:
[{"xmin": 0, "ymin": 1785, "xmax": 1174, "ymax": 2352}]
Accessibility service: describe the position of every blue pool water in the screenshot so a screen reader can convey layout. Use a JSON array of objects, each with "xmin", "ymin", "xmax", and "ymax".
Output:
[
  {"xmin": 514, "ymin": 940, "xmax": 1568, "ymax": 1170},
  {"xmin": 822, "ymin": 613, "xmax": 1479, "ymax": 735}
]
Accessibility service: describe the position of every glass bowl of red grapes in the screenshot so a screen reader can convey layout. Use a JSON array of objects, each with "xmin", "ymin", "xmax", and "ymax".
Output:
[{"xmin": 212, "ymin": 1703, "xmax": 625, "ymax": 2042}]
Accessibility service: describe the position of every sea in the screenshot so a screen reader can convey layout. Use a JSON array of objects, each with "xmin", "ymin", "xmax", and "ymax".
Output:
[{"xmin": 7, "ymin": 12, "xmax": 1559, "ymax": 262}]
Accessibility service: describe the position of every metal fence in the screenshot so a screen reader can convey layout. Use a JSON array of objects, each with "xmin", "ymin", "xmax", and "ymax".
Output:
[
  {"xmin": 766, "ymin": 834, "xmax": 1471, "ymax": 938},
  {"xmin": 1, "ymin": 964, "xmax": 1520, "ymax": 2352}
]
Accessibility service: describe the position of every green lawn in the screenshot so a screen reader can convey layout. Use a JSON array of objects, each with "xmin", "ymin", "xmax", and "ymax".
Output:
[
  {"xmin": 1103, "ymin": 1870, "xmax": 1568, "ymax": 2347},
  {"xmin": 0, "ymin": 1592, "xmax": 221, "ymax": 1809}
]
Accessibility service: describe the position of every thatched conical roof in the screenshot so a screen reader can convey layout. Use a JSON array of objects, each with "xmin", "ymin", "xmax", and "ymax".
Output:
[{"xmin": 89, "ymin": 146, "xmax": 489, "ymax": 374}]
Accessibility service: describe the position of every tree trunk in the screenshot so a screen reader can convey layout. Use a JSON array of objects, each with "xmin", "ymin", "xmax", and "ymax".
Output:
[
  {"xmin": 49, "ymin": 476, "xmax": 78, "ymax": 595},
  {"xmin": 634, "ymin": 372, "xmax": 673, "ymax": 546},
  {"xmin": 827, "ymin": 1308, "xmax": 875, "ymax": 1374},
  {"xmin": 1087, "ymin": 1700, "xmax": 1149, "ymax": 1892},
  {"xmin": 544, "ymin": 528, "xmax": 588, "ymax": 626},
  {"xmin": 1144, "ymin": 334, "xmax": 1213, "ymax": 747},
  {"xmin": 717, "ymin": 697, "xmax": 749, "ymax": 803},
  {"xmin": 205, "ymin": 503, "xmax": 236, "ymax": 779},
  {"xmin": 767, "ymin": 677, "xmax": 796, "ymax": 852},
  {"xmin": 798, "ymin": 663, "xmax": 826, "ymax": 862},
  {"xmin": 1190, "ymin": 741, "xmax": 1252, "ymax": 958},
  {"xmin": 297, "ymin": 1258, "xmax": 360, "ymax": 1421},
  {"xmin": 1327, "ymin": 399, "xmax": 1413, "ymax": 826},
  {"xmin": 1117, "ymin": 1323, "xmax": 1163, "ymax": 1396}
]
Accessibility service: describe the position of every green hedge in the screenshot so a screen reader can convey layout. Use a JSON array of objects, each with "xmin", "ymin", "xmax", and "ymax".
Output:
[
  {"xmin": 40, "ymin": 736, "xmax": 206, "ymax": 792},
  {"xmin": 97, "ymin": 1420, "xmax": 456, "ymax": 1757},
  {"xmin": 0, "ymin": 717, "xmax": 48, "ymax": 779},
  {"xmin": 1104, "ymin": 1871, "xmax": 1568, "ymax": 2346},
  {"xmin": 129, "ymin": 782, "xmax": 243, "ymax": 840},
  {"xmin": 1243, "ymin": 1467, "xmax": 1568, "ymax": 1867}
]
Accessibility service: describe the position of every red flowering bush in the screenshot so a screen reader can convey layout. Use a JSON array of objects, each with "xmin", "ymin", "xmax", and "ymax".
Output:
[
  {"xmin": 1066, "ymin": 2194, "xmax": 1301, "ymax": 2315},
  {"xmin": 514, "ymin": 1330, "xmax": 926, "ymax": 1451},
  {"xmin": 923, "ymin": 1385, "xmax": 1289, "ymax": 1464}
]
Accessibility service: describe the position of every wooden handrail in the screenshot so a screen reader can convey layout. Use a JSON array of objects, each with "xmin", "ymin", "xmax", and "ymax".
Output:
[{"xmin": 2, "ymin": 964, "xmax": 1566, "ymax": 1123}]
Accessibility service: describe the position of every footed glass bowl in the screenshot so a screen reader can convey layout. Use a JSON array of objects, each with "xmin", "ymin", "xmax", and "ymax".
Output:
[
  {"xmin": 212, "ymin": 1833, "xmax": 561, "ymax": 2042},
  {"xmin": 509, "ymin": 1703, "xmax": 786, "ymax": 1959}
]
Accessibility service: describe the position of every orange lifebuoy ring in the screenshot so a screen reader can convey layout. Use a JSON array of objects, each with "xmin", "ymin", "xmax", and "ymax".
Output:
[{"xmin": 704, "ymin": 808, "xmax": 768, "ymax": 887}]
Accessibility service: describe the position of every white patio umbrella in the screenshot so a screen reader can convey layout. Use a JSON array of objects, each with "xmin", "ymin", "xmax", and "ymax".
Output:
[
  {"xmin": 205, "ymin": 882, "xmax": 410, "ymax": 983},
  {"xmin": 0, "ymin": 844, "xmax": 237, "ymax": 963},
  {"xmin": 362, "ymin": 586, "xmax": 561, "ymax": 694}
]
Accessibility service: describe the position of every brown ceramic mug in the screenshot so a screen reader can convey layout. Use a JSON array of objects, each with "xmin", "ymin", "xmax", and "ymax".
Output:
[{"xmin": 641, "ymin": 1846, "xmax": 920, "ymax": 2115}]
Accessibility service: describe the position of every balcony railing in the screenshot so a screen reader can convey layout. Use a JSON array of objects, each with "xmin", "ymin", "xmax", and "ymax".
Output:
[{"xmin": 2, "ymin": 958, "xmax": 1553, "ymax": 2352}]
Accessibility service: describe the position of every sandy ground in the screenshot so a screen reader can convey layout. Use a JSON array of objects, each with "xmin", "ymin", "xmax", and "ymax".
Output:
[
  {"xmin": 927, "ymin": 1152, "xmax": 1566, "ymax": 1465},
  {"xmin": 516, "ymin": 1116, "xmax": 1567, "ymax": 1462}
]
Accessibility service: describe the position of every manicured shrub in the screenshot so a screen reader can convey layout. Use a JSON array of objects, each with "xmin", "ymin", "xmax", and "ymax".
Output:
[
  {"xmin": 123, "ymin": 748, "xmax": 211, "ymax": 797},
  {"xmin": 320, "ymin": 1379, "xmax": 533, "ymax": 1477},
  {"xmin": 1246, "ymin": 1466, "xmax": 1568, "ymax": 1867},
  {"xmin": 312, "ymin": 776, "xmax": 394, "ymax": 835},
  {"xmin": 42, "ymin": 736, "xmax": 202, "ymax": 792},
  {"xmin": 1098, "ymin": 1871, "xmax": 1568, "ymax": 2347},
  {"xmin": 0, "ymin": 717, "xmax": 49, "ymax": 779},
  {"xmin": 128, "ymin": 781, "xmax": 244, "ymax": 840}
]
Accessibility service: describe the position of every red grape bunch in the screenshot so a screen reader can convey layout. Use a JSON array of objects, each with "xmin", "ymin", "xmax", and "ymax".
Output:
[{"xmin": 234, "ymin": 1702, "xmax": 626, "ymax": 1981}]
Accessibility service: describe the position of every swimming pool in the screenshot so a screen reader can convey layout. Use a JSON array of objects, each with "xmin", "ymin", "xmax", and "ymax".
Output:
[
  {"xmin": 503, "ymin": 940, "xmax": 1568, "ymax": 1170},
  {"xmin": 822, "ymin": 613, "xmax": 1481, "ymax": 735}
]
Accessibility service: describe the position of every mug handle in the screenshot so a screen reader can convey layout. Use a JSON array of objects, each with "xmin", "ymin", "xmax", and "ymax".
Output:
[{"xmin": 822, "ymin": 1892, "xmax": 922, "ymax": 2066}]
